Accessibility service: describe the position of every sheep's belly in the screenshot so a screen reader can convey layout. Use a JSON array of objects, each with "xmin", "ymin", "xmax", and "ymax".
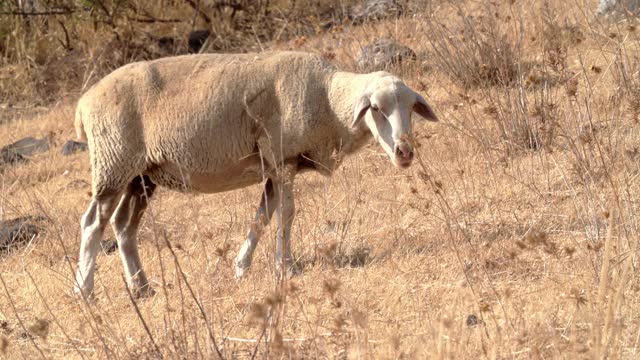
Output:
[
  {"xmin": 148, "ymin": 157, "xmax": 266, "ymax": 194},
  {"xmin": 187, "ymin": 168, "xmax": 264, "ymax": 193}
]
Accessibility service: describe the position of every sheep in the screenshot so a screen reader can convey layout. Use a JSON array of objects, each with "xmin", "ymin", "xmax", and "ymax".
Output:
[{"xmin": 73, "ymin": 51, "xmax": 438, "ymax": 298}]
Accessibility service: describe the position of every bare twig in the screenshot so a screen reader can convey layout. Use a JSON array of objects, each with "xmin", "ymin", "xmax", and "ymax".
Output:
[
  {"xmin": 126, "ymin": 16, "xmax": 182, "ymax": 23},
  {"xmin": 56, "ymin": 20, "xmax": 72, "ymax": 51},
  {"xmin": 25, "ymin": 270, "xmax": 87, "ymax": 360},
  {"xmin": 164, "ymin": 238, "xmax": 224, "ymax": 358},
  {"xmin": 183, "ymin": 0, "xmax": 212, "ymax": 24},
  {"xmin": 0, "ymin": 273, "xmax": 47, "ymax": 359},
  {"xmin": 122, "ymin": 275, "xmax": 163, "ymax": 359},
  {"xmin": 0, "ymin": 10, "xmax": 74, "ymax": 16}
]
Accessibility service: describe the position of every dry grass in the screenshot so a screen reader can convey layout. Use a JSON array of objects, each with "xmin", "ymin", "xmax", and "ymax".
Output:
[{"xmin": 1, "ymin": 0, "xmax": 640, "ymax": 358}]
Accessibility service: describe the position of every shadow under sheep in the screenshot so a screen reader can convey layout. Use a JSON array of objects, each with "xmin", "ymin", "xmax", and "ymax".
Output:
[{"xmin": 296, "ymin": 237, "xmax": 373, "ymax": 271}]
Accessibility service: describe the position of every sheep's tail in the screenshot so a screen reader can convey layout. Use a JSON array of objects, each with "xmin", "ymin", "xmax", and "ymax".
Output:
[{"xmin": 74, "ymin": 106, "xmax": 87, "ymax": 142}]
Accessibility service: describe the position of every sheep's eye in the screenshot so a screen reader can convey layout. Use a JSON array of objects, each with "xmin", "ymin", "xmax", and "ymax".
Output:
[{"xmin": 371, "ymin": 105, "xmax": 379, "ymax": 112}]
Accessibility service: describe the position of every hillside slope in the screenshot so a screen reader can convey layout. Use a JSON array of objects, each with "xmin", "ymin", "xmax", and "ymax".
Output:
[{"xmin": 1, "ymin": 1, "xmax": 639, "ymax": 358}]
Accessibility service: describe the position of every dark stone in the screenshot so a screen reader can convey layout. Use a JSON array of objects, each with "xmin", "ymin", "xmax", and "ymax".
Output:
[
  {"xmin": 0, "ymin": 137, "xmax": 49, "ymax": 166},
  {"xmin": 0, "ymin": 216, "xmax": 45, "ymax": 254},
  {"xmin": 188, "ymin": 30, "xmax": 211, "ymax": 54},
  {"xmin": 466, "ymin": 314, "xmax": 479, "ymax": 327},
  {"xmin": 5, "ymin": 136, "xmax": 49, "ymax": 156},
  {"xmin": 61, "ymin": 140, "xmax": 88, "ymax": 156},
  {"xmin": 100, "ymin": 239, "xmax": 118, "ymax": 255},
  {"xmin": 157, "ymin": 36, "xmax": 175, "ymax": 53},
  {"xmin": 0, "ymin": 149, "xmax": 25, "ymax": 165},
  {"xmin": 19, "ymin": 331, "xmax": 35, "ymax": 341},
  {"xmin": 0, "ymin": 320, "xmax": 12, "ymax": 334},
  {"xmin": 356, "ymin": 39, "xmax": 417, "ymax": 72}
]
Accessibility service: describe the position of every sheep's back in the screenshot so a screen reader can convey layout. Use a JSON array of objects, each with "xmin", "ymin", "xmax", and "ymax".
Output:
[{"xmin": 79, "ymin": 51, "xmax": 338, "ymax": 175}]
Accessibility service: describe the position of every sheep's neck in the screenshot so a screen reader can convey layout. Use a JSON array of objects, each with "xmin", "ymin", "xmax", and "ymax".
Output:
[{"xmin": 327, "ymin": 71, "xmax": 374, "ymax": 155}]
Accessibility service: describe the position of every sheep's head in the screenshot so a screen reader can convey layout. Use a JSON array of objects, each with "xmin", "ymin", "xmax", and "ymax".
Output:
[{"xmin": 352, "ymin": 74, "xmax": 438, "ymax": 168}]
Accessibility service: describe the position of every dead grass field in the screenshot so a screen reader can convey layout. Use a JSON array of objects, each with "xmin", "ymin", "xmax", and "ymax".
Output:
[{"xmin": 1, "ymin": 0, "xmax": 640, "ymax": 358}]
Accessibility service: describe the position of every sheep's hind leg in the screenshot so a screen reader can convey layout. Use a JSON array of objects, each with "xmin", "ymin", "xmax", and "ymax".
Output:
[
  {"xmin": 235, "ymin": 179, "xmax": 276, "ymax": 278},
  {"xmin": 276, "ymin": 173, "xmax": 298, "ymax": 273},
  {"xmin": 110, "ymin": 175, "xmax": 157, "ymax": 298},
  {"xmin": 74, "ymin": 193, "xmax": 120, "ymax": 298}
]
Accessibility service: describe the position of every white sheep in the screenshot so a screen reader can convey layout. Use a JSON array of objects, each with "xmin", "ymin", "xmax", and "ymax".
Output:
[{"xmin": 73, "ymin": 51, "xmax": 438, "ymax": 297}]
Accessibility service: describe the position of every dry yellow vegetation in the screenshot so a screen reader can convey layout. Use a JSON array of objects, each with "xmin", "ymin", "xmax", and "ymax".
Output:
[{"xmin": 1, "ymin": 0, "xmax": 640, "ymax": 358}]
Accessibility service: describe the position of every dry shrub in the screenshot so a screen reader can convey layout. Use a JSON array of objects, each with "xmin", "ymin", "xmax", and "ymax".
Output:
[
  {"xmin": 424, "ymin": 2, "xmax": 520, "ymax": 89},
  {"xmin": 518, "ymin": 3, "xmax": 584, "ymax": 91},
  {"xmin": 484, "ymin": 85, "xmax": 559, "ymax": 152},
  {"xmin": 425, "ymin": 2, "xmax": 574, "ymax": 152},
  {"xmin": 611, "ymin": 47, "xmax": 640, "ymax": 122},
  {"xmin": 563, "ymin": 29, "xmax": 640, "ymax": 183},
  {"xmin": 539, "ymin": 1, "xmax": 585, "ymax": 84},
  {"xmin": 0, "ymin": 0, "xmax": 368, "ymax": 107}
]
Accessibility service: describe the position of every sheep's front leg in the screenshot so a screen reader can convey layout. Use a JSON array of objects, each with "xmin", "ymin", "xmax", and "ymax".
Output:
[{"xmin": 235, "ymin": 179, "xmax": 277, "ymax": 278}]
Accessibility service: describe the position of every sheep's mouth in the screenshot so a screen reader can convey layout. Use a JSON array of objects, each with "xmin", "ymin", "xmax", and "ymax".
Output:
[
  {"xmin": 394, "ymin": 156, "xmax": 413, "ymax": 168},
  {"xmin": 393, "ymin": 147, "xmax": 414, "ymax": 168}
]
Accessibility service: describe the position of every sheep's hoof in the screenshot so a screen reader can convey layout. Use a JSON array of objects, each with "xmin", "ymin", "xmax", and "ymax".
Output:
[
  {"xmin": 286, "ymin": 262, "xmax": 303, "ymax": 277},
  {"xmin": 131, "ymin": 284, "xmax": 155, "ymax": 299},
  {"xmin": 72, "ymin": 286, "xmax": 96, "ymax": 302},
  {"xmin": 235, "ymin": 256, "xmax": 252, "ymax": 279},
  {"xmin": 235, "ymin": 264, "xmax": 249, "ymax": 279},
  {"xmin": 277, "ymin": 259, "xmax": 302, "ymax": 278}
]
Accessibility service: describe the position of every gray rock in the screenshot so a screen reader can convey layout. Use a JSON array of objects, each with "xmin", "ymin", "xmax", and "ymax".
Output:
[
  {"xmin": 596, "ymin": 0, "xmax": 640, "ymax": 16},
  {"xmin": 0, "ymin": 216, "xmax": 45, "ymax": 254},
  {"xmin": 61, "ymin": 140, "xmax": 88, "ymax": 156},
  {"xmin": 351, "ymin": 0, "xmax": 403, "ymax": 24},
  {"xmin": 356, "ymin": 39, "xmax": 417, "ymax": 72},
  {"xmin": 6, "ymin": 137, "xmax": 49, "ymax": 156},
  {"xmin": 0, "ymin": 137, "xmax": 49, "ymax": 166},
  {"xmin": 0, "ymin": 148, "xmax": 25, "ymax": 165}
]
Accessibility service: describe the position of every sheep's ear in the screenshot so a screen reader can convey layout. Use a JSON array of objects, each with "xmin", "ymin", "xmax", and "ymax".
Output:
[
  {"xmin": 352, "ymin": 95, "xmax": 371, "ymax": 128},
  {"xmin": 414, "ymin": 93, "xmax": 438, "ymax": 122}
]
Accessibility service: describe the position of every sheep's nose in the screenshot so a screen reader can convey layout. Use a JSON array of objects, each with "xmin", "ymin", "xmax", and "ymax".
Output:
[{"xmin": 394, "ymin": 143, "xmax": 414, "ymax": 161}]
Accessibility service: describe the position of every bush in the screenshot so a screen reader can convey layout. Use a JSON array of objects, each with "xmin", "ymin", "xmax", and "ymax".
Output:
[{"xmin": 424, "ymin": 3, "xmax": 520, "ymax": 89}]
